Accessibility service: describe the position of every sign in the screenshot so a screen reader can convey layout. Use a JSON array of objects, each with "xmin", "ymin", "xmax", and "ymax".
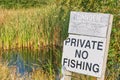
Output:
[
  {"xmin": 62, "ymin": 35, "xmax": 106, "ymax": 77},
  {"xmin": 61, "ymin": 11, "xmax": 113, "ymax": 79},
  {"xmin": 68, "ymin": 12, "xmax": 110, "ymax": 38}
]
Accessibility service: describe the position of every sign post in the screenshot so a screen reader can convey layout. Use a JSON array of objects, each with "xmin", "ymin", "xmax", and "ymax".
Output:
[{"xmin": 61, "ymin": 11, "xmax": 113, "ymax": 80}]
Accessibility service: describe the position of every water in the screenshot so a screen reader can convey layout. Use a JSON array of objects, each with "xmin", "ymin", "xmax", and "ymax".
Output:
[
  {"xmin": 0, "ymin": 47, "xmax": 62, "ymax": 79},
  {"xmin": 1, "ymin": 47, "xmax": 120, "ymax": 80}
]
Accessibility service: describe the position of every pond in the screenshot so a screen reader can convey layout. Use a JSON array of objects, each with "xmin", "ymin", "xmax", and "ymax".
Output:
[
  {"xmin": 0, "ymin": 46, "xmax": 119, "ymax": 80},
  {"xmin": 0, "ymin": 46, "xmax": 62, "ymax": 79}
]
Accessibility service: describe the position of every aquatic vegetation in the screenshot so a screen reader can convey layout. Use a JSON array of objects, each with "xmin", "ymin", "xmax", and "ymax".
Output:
[
  {"xmin": 0, "ymin": 0, "xmax": 120, "ymax": 80},
  {"xmin": 0, "ymin": 62, "xmax": 55, "ymax": 80}
]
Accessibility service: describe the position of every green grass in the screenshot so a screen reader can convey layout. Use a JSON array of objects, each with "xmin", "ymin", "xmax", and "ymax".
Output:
[
  {"xmin": 0, "ymin": 0, "xmax": 120, "ymax": 80},
  {"xmin": 0, "ymin": 4, "xmax": 63, "ymax": 50},
  {"xmin": 0, "ymin": 0, "xmax": 56, "ymax": 9}
]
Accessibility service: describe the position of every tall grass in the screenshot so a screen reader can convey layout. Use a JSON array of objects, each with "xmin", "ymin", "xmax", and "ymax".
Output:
[
  {"xmin": 0, "ymin": 4, "xmax": 62, "ymax": 50},
  {"xmin": 0, "ymin": 0, "xmax": 120, "ymax": 80},
  {"xmin": 0, "ymin": 0, "xmax": 56, "ymax": 9}
]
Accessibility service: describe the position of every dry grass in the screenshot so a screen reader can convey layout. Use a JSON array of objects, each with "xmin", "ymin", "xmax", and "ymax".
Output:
[
  {"xmin": 31, "ymin": 69, "xmax": 55, "ymax": 80},
  {"xmin": 0, "ymin": 62, "xmax": 55, "ymax": 80},
  {"xmin": 0, "ymin": 62, "xmax": 10, "ymax": 80},
  {"xmin": 0, "ymin": 62, "xmax": 24, "ymax": 80}
]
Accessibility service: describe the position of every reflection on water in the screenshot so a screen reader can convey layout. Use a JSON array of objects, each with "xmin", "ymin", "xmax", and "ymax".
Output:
[
  {"xmin": 0, "ymin": 46, "xmax": 62, "ymax": 79},
  {"xmin": 9, "ymin": 53, "xmax": 25, "ymax": 76},
  {"xmin": 1, "ymin": 47, "xmax": 119, "ymax": 80}
]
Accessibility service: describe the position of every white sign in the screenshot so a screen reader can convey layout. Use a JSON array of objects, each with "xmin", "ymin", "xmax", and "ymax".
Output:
[
  {"xmin": 68, "ymin": 11, "xmax": 111, "ymax": 38},
  {"xmin": 62, "ymin": 35, "xmax": 106, "ymax": 77},
  {"xmin": 61, "ymin": 11, "xmax": 113, "ymax": 79}
]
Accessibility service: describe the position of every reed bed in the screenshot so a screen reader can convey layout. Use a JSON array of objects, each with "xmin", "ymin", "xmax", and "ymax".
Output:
[
  {"xmin": 0, "ymin": 4, "xmax": 62, "ymax": 50},
  {"xmin": 0, "ymin": 0, "xmax": 120, "ymax": 80}
]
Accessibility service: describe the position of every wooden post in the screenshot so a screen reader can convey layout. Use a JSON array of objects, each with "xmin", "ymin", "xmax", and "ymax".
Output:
[
  {"xmin": 97, "ymin": 15, "xmax": 113, "ymax": 80},
  {"xmin": 61, "ymin": 66, "xmax": 72, "ymax": 80}
]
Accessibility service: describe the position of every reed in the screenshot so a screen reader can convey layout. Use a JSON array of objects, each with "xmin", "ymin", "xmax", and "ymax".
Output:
[
  {"xmin": 0, "ymin": 4, "xmax": 62, "ymax": 50},
  {"xmin": 0, "ymin": 0, "xmax": 120, "ymax": 80}
]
